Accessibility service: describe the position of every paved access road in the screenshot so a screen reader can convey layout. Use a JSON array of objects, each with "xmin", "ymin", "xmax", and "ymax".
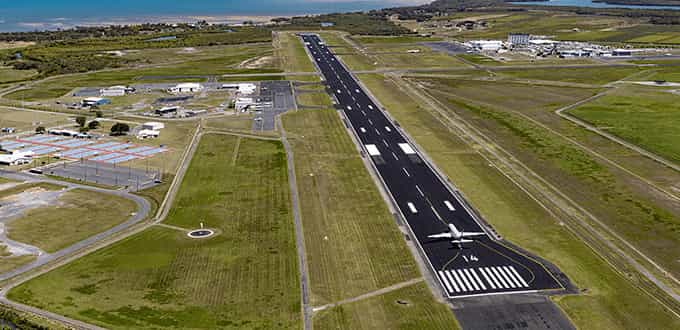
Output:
[{"xmin": 302, "ymin": 34, "xmax": 563, "ymax": 299}]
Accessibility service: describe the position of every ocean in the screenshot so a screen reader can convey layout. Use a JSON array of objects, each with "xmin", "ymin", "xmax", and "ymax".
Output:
[{"xmin": 0, "ymin": 0, "xmax": 427, "ymax": 32}]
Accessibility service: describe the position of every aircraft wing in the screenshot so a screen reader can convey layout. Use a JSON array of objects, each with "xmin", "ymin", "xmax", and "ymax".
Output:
[
  {"xmin": 460, "ymin": 232, "xmax": 485, "ymax": 238},
  {"xmin": 428, "ymin": 232, "xmax": 453, "ymax": 239}
]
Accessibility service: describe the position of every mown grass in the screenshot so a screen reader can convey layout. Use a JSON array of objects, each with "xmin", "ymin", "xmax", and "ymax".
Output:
[
  {"xmin": 358, "ymin": 73, "xmax": 680, "ymax": 329},
  {"xmin": 352, "ymin": 35, "xmax": 443, "ymax": 45},
  {"xmin": 282, "ymin": 110, "xmax": 427, "ymax": 305},
  {"xmin": 0, "ymin": 67, "xmax": 38, "ymax": 84},
  {"xmin": 314, "ymin": 282, "xmax": 458, "ymax": 329},
  {"xmin": 569, "ymin": 86, "xmax": 680, "ymax": 163},
  {"xmin": 495, "ymin": 66, "xmax": 643, "ymax": 85},
  {"xmin": 419, "ymin": 78, "xmax": 680, "ymax": 278},
  {"xmin": 8, "ymin": 134, "xmax": 300, "ymax": 329},
  {"xmin": 277, "ymin": 32, "xmax": 316, "ymax": 73},
  {"xmin": 7, "ymin": 189, "xmax": 138, "ymax": 253}
]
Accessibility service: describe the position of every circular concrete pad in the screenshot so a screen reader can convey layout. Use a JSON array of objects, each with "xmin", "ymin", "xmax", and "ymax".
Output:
[{"xmin": 187, "ymin": 229, "xmax": 215, "ymax": 239}]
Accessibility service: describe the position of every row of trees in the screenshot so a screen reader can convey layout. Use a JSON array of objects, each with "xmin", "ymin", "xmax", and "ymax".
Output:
[{"xmin": 35, "ymin": 118, "xmax": 129, "ymax": 136}]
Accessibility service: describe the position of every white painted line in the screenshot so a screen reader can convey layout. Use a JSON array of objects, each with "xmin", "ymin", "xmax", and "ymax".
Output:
[
  {"xmin": 431, "ymin": 206, "xmax": 443, "ymax": 221},
  {"xmin": 337, "ymin": 90, "xmax": 341, "ymax": 94},
  {"xmin": 457, "ymin": 269, "xmax": 474, "ymax": 291},
  {"xmin": 391, "ymin": 152, "xmax": 399, "ymax": 160},
  {"xmin": 508, "ymin": 266, "xmax": 529, "ymax": 287},
  {"xmin": 407, "ymin": 202, "xmax": 418, "ymax": 214},
  {"xmin": 444, "ymin": 200, "xmax": 455, "ymax": 211},
  {"xmin": 385, "ymin": 126, "xmax": 391, "ymax": 132},
  {"xmin": 470, "ymin": 269, "xmax": 487, "ymax": 290},
  {"xmin": 438, "ymin": 271, "xmax": 454, "ymax": 293},
  {"xmin": 360, "ymin": 127, "xmax": 366, "ymax": 133},
  {"xmin": 398, "ymin": 143, "xmax": 416, "ymax": 155},
  {"xmin": 445, "ymin": 271, "xmax": 461, "ymax": 292},
  {"xmin": 451, "ymin": 270, "xmax": 468, "ymax": 292},
  {"xmin": 490, "ymin": 267, "xmax": 509, "ymax": 288},
  {"xmin": 382, "ymin": 140, "xmax": 389, "ymax": 147},
  {"xmin": 375, "ymin": 128, "xmax": 381, "ymax": 135},
  {"xmin": 403, "ymin": 168, "xmax": 410, "ymax": 177},
  {"xmin": 479, "ymin": 268, "xmax": 497, "ymax": 289},
  {"xmin": 368, "ymin": 119, "xmax": 373, "ymax": 125},
  {"xmin": 361, "ymin": 110, "xmax": 367, "ymax": 116},
  {"xmin": 496, "ymin": 267, "xmax": 517, "ymax": 288},
  {"xmin": 484, "ymin": 267, "xmax": 502, "ymax": 289},
  {"xmin": 463, "ymin": 269, "xmax": 481, "ymax": 291},
  {"xmin": 365, "ymin": 144, "xmax": 381, "ymax": 156},
  {"xmin": 368, "ymin": 105, "xmax": 374, "ymax": 110},
  {"xmin": 346, "ymin": 105, "xmax": 352, "ymax": 110},
  {"xmin": 502, "ymin": 266, "xmax": 524, "ymax": 288},
  {"xmin": 415, "ymin": 185, "xmax": 425, "ymax": 197}
]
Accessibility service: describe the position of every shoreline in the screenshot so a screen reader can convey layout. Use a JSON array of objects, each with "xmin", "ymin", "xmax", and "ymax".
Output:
[{"xmin": 0, "ymin": 15, "xmax": 284, "ymax": 33}]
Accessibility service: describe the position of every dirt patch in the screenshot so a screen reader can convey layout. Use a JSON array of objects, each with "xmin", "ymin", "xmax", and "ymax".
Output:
[{"xmin": 238, "ymin": 56, "xmax": 275, "ymax": 69}]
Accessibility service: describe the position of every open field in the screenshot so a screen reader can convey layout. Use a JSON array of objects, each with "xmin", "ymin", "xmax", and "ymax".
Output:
[
  {"xmin": 314, "ymin": 282, "xmax": 458, "ymax": 329},
  {"xmin": 0, "ymin": 67, "xmax": 38, "ymax": 84},
  {"xmin": 494, "ymin": 66, "xmax": 643, "ymax": 85},
  {"xmin": 0, "ymin": 106, "xmax": 71, "ymax": 132},
  {"xmin": 366, "ymin": 44, "xmax": 469, "ymax": 69},
  {"xmin": 412, "ymin": 78, "xmax": 599, "ymax": 112},
  {"xmin": 202, "ymin": 115, "xmax": 254, "ymax": 132},
  {"xmin": 0, "ymin": 255, "xmax": 35, "ymax": 274},
  {"xmin": 8, "ymin": 134, "xmax": 300, "ymax": 329},
  {"xmin": 317, "ymin": 32, "xmax": 376, "ymax": 71},
  {"xmin": 569, "ymin": 86, "xmax": 680, "ymax": 163},
  {"xmin": 7, "ymin": 188, "xmax": 138, "ymax": 253},
  {"xmin": 357, "ymin": 73, "xmax": 680, "ymax": 329},
  {"xmin": 416, "ymin": 77, "xmax": 680, "ymax": 279},
  {"xmin": 352, "ymin": 35, "xmax": 443, "ymax": 45},
  {"xmin": 282, "ymin": 109, "xmax": 425, "ymax": 305},
  {"xmin": 276, "ymin": 32, "xmax": 316, "ymax": 73}
]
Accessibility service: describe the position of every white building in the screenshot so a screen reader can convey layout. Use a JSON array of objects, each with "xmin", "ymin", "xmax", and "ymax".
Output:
[
  {"xmin": 235, "ymin": 97, "xmax": 256, "ymax": 111},
  {"xmin": 0, "ymin": 150, "xmax": 33, "ymax": 166},
  {"xmin": 137, "ymin": 129, "xmax": 160, "ymax": 139},
  {"xmin": 100, "ymin": 85, "xmax": 133, "ymax": 97},
  {"xmin": 221, "ymin": 83, "xmax": 257, "ymax": 95},
  {"xmin": 467, "ymin": 40, "xmax": 504, "ymax": 52},
  {"xmin": 169, "ymin": 83, "xmax": 204, "ymax": 94},
  {"xmin": 142, "ymin": 122, "xmax": 165, "ymax": 131}
]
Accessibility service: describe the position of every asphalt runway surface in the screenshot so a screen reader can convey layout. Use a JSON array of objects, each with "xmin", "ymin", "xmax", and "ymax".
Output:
[{"xmin": 302, "ymin": 34, "xmax": 564, "ymax": 299}]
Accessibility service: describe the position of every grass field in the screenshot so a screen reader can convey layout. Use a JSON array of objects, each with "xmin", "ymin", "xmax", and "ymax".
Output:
[
  {"xmin": 0, "ymin": 67, "xmax": 38, "ymax": 84},
  {"xmin": 357, "ymin": 73, "xmax": 680, "ymax": 329},
  {"xmin": 282, "ymin": 110, "xmax": 425, "ymax": 304},
  {"xmin": 314, "ymin": 282, "xmax": 458, "ymax": 329},
  {"xmin": 0, "ymin": 106, "xmax": 71, "ymax": 132},
  {"xmin": 412, "ymin": 78, "xmax": 598, "ymax": 113},
  {"xmin": 494, "ymin": 66, "xmax": 643, "ymax": 85},
  {"xmin": 277, "ymin": 32, "xmax": 316, "ymax": 73},
  {"xmin": 8, "ymin": 134, "xmax": 301, "ymax": 329},
  {"xmin": 569, "ymin": 86, "xmax": 680, "ymax": 163},
  {"xmin": 352, "ymin": 35, "xmax": 443, "ymax": 45},
  {"xmin": 7, "ymin": 188, "xmax": 138, "ymax": 253},
  {"xmin": 416, "ymin": 77, "xmax": 680, "ymax": 279}
]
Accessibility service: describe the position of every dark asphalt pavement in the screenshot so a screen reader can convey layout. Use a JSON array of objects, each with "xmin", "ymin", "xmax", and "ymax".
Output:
[{"xmin": 302, "ymin": 34, "xmax": 563, "ymax": 298}]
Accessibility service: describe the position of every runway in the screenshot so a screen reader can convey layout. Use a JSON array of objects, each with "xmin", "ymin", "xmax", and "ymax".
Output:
[{"xmin": 301, "ymin": 34, "xmax": 564, "ymax": 298}]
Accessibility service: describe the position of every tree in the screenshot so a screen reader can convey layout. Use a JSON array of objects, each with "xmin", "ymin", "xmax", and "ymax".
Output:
[
  {"xmin": 75, "ymin": 116, "xmax": 86, "ymax": 127},
  {"xmin": 35, "ymin": 126, "xmax": 46, "ymax": 134},
  {"xmin": 87, "ymin": 120, "xmax": 100, "ymax": 130},
  {"xmin": 110, "ymin": 122, "xmax": 130, "ymax": 136},
  {"xmin": 95, "ymin": 110, "xmax": 103, "ymax": 118}
]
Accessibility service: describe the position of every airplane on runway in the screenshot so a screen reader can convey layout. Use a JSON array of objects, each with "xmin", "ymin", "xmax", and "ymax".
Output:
[{"xmin": 428, "ymin": 223, "xmax": 485, "ymax": 248}]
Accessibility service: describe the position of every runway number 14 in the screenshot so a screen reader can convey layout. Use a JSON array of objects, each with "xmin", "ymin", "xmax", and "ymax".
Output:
[{"xmin": 463, "ymin": 255, "xmax": 479, "ymax": 263}]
